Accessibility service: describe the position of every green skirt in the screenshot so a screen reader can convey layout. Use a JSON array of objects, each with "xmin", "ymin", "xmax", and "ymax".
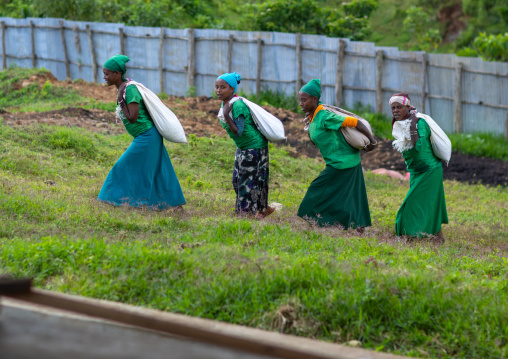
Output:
[
  {"xmin": 395, "ymin": 166, "xmax": 448, "ymax": 237},
  {"xmin": 297, "ymin": 164, "xmax": 371, "ymax": 228}
]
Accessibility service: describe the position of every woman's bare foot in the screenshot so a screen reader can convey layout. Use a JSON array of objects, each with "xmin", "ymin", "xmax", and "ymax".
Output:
[
  {"xmin": 172, "ymin": 205, "xmax": 185, "ymax": 214},
  {"xmin": 256, "ymin": 206, "xmax": 275, "ymax": 220},
  {"xmin": 436, "ymin": 230, "xmax": 445, "ymax": 244}
]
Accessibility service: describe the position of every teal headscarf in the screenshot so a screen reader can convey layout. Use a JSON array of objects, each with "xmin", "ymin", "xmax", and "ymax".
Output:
[
  {"xmin": 300, "ymin": 79, "xmax": 321, "ymax": 99},
  {"xmin": 103, "ymin": 54, "xmax": 130, "ymax": 81},
  {"xmin": 217, "ymin": 72, "xmax": 241, "ymax": 92}
]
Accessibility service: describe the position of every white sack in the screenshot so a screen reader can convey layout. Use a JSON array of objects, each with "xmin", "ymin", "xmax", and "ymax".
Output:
[
  {"xmin": 125, "ymin": 81, "xmax": 187, "ymax": 143},
  {"xmin": 322, "ymin": 105, "xmax": 373, "ymax": 150},
  {"xmin": 416, "ymin": 113, "xmax": 452, "ymax": 163},
  {"xmin": 218, "ymin": 96, "xmax": 285, "ymax": 141}
]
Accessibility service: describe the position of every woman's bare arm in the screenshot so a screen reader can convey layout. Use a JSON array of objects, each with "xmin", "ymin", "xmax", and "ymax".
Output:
[
  {"xmin": 120, "ymin": 102, "xmax": 140, "ymax": 124},
  {"xmin": 222, "ymin": 102, "xmax": 239, "ymax": 135},
  {"xmin": 355, "ymin": 121, "xmax": 377, "ymax": 152}
]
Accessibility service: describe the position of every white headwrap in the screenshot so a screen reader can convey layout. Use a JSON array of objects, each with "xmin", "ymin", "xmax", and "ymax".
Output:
[
  {"xmin": 389, "ymin": 95, "xmax": 411, "ymax": 107},
  {"xmin": 390, "ymin": 94, "xmax": 415, "ymax": 153}
]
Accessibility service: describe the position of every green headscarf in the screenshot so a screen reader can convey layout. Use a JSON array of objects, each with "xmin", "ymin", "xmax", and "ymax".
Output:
[
  {"xmin": 103, "ymin": 54, "xmax": 130, "ymax": 81},
  {"xmin": 300, "ymin": 79, "xmax": 321, "ymax": 99}
]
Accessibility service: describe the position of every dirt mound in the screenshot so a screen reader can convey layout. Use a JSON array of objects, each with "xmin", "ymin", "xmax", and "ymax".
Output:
[
  {"xmin": 12, "ymin": 72, "xmax": 59, "ymax": 90},
  {"xmin": 64, "ymin": 80, "xmax": 118, "ymax": 100}
]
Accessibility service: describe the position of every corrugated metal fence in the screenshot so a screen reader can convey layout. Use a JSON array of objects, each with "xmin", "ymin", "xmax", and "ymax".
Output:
[{"xmin": 1, "ymin": 17, "xmax": 507, "ymax": 137}]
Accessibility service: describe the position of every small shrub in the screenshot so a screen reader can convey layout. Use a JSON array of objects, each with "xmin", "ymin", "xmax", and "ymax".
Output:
[
  {"xmin": 158, "ymin": 92, "xmax": 169, "ymax": 101},
  {"xmin": 186, "ymin": 86, "xmax": 197, "ymax": 97}
]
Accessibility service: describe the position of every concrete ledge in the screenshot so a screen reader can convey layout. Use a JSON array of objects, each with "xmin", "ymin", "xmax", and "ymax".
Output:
[{"xmin": 2, "ymin": 289, "xmax": 415, "ymax": 359}]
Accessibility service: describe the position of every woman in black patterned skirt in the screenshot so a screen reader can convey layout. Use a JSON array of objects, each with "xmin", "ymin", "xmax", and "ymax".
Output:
[{"xmin": 215, "ymin": 72, "xmax": 274, "ymax": 218}]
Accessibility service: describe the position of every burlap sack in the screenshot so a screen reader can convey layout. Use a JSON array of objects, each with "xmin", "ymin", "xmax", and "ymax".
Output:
[{"xmin": 322, "ymin": 105, "xmax": 373, "ymax": 150}]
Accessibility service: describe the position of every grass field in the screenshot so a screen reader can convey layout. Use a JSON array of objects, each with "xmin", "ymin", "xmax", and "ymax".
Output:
[
  {"xmin": 0, "ymin": 122, "xmax": 507, "ymax": 358},
  {"xmin": 0, "ymin": 67, "xmax": 507, "ymax": 358}
]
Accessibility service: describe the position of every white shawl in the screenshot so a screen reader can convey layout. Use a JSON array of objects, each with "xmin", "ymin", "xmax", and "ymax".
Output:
[{"xmin": 392, "ymin": 119, "xmax": 414, "ymax": 153}]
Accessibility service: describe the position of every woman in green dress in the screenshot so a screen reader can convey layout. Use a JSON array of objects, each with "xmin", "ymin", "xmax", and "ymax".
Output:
[
  {"xmin": 297, "ymin": 79, "xmax": 375, "ymax": 230},
  {"xmin": 215, "ymin": 72, "xmax": 274, "ymax": 218},
  {"xmin": 390, "ymin": 93, "xmax": 448, "ymax": 239}
]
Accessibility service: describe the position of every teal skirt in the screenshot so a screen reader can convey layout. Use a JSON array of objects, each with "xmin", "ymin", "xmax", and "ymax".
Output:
[
  {"xmin": 98, "ymin": 126, "xmax": 185, "ymax": 210},
  {"xmin": 395, "ymin": 166, "xmax": 448, "ymax": 237},
  {"xmin": 297, "ymin": 164, "xmax": 371, "ymax": 228}
]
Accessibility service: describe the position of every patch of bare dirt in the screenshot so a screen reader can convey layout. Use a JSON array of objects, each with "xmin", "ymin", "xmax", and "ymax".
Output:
[{"xmin": 1, "ymin": 107, "xmax": 122, "ymax": 135}]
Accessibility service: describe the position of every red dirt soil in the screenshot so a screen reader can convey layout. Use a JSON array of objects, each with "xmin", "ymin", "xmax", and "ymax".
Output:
[{"xmin": 2, "ymin": 76, "xmax": 507, "ymax": 186}]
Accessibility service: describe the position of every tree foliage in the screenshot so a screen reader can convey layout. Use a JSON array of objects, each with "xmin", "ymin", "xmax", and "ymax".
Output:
[
  {"xmin": 0, "ymin": 0, "xmax": 215, "ymax": 29},
  {"xmin": 1, "ymin": 0, "xmax": 507, "ymax": 61},
  {"xmin": 457, "ymin": 32, "xmax": 508, "ymax": 62},
  {"xmin": 402, "ymin": 6, "xmax": 442, "ymax": 51},
  {"xmin": 456, "ymin": 0, "xmax": 508, "ymax": 48},
  {"xmin": 246, "ymin": 0, "xmax": 378, "ymax": 40},
  {"xmin": 0, "ymin": 0, "xmax": 378, "ymax": 41}
]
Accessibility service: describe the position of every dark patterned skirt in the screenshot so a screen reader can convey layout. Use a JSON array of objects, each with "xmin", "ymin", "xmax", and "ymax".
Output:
[{"xmin": 232, "ymin": 146, "xmax": 269, "ymax": 215}]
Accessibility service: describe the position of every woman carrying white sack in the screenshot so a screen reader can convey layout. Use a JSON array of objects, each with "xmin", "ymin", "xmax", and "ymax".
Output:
[
  {"xmin": 98, "ymin": 54, "xmax": 186, "ymax": 210},
  {"xmin": 215, "ymin": 72, "xmax": 274, "ymax": 218},
  {"xmin": 390, "ymin": 93, "xmax": 448, "ymax": 240}
]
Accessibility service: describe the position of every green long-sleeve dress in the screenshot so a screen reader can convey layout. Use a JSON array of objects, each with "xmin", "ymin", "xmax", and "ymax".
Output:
[
  {"xmin": 395, "ymin": 119, "xmax": 448, "ymax": 236},
  {"xmin": 297, "ymin": 109, "xmax": 371, "ymax": 228}
]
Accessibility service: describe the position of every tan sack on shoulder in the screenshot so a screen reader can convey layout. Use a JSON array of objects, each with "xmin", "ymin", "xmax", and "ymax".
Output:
[{"xmin": 322, "ymin": 105, "xmax": 373, "ymax": 150}]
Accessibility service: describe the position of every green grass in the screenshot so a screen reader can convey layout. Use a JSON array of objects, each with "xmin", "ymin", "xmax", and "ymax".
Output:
[
  {"xmin": 366, "ymin": 0, "xmax": 415, "ymax": 48},
  {"xmin": 240, "ymin": 88, "xmax": 301, "ymax": 113},
  {"xmin": 449, "ymin": 133, "xmax": 508, "ymax": 162},
  {"xmin": 0, "ymin": 121, "xmax": 507, "ymax": 359}
]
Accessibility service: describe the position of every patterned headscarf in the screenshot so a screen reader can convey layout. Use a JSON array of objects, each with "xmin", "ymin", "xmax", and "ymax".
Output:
[
  {"xmin": 300, "ymin": 79, "xmax": 321, "ymax": 99},
  {"xmin": 389, "ymin": 93, "xmax": 418, "ymax": 128},
  {"xmin": 389, "ymin": 94, "xmax": 411, "ymax": 107},
  {"xmin": 103, "ymin": 54, "xmax": 130, "ymax": 81},
  {"xmin": 217, "ymin": 72, "xmax": 242, "ymax": 92}
]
